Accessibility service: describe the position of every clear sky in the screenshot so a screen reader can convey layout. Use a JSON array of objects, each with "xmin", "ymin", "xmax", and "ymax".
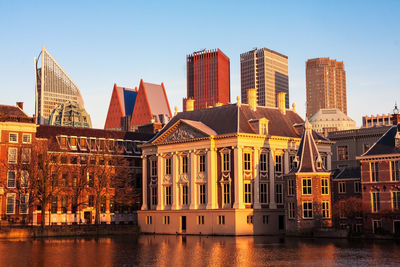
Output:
[{"xmin": 0, "ymin": 0, "xmax": 399, "ymax": 128}]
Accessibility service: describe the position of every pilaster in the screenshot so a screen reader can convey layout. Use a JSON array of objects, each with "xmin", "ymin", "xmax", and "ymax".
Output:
[
  {"xmin": 269, "ymin": 150, "xmax": 276, "ymax": 209},
  {"xmin": 284, "ymin": 149, "xmax": 289, "ymax": 174},
  {"xmin": 253, "ymin": 148, "xmax": 261, "ymax": 209},
  {"xmin": 172, "ymin": 153, "xmax": 179, "ymax": 210},
  {"xmin": 233, "ymin": 146, "xmax": 244, "ymax": 209},
  {"xmin": 206, "ymin": 138, "xmax": 218, "ymax": 209},
  {"xmin": 156, "ymin": 155, "xmax": 164, "ymax": 210},
  {"xmin": 189, "ymin": 151, "xmax": 197, "ymax": 209},
  {"xmin": 141, "ymin": 156, "xmax": 148, "ymax": 210}
]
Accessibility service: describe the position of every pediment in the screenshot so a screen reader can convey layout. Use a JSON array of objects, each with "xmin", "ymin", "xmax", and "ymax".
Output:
[{"xmin": 153, "ymin": 120, "xmax": 215, "ymax": 144}]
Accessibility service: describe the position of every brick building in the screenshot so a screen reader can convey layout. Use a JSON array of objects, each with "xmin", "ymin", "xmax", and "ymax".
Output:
[
  {"xmin": 285, "ymin": 120, "xmax": 332, "ymax": 234},
  {"xmin": 0, "ymin": 103, "xmax": 37, "ymax": 224},
  {"xmin": 357, "ymin": 113, "xmax": 400, "ymax": 235},
  {"xmin": 184, "ymin": 49, "xmax": 230, "ymax": 110},
  {"xmin": 362, "ymin": 113, "xmax": 393, "ymax": 128}
]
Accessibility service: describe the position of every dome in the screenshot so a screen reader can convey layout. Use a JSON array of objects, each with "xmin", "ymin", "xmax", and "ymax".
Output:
[
  {"xmin": 48, "ymin": 100, "xmax": 92, "ymax": 128},
  {"xmin": 308, "ymin": 108, "xmax": 357, "ymax": 136}
]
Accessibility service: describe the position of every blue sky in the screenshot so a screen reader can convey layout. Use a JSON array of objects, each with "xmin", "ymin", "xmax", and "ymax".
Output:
[{"xmin": 0, "ymin": 0, "xmax": 399, "ymax": 128}]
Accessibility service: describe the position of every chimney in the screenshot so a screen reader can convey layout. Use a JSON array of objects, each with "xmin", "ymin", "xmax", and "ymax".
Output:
[
  {"xmin": 16, "ymin": 102, "xmax": 24, "ymax": 110},
  {"xmin": 186, "ymin": 99, "xmax": 195, "ymax": 112},
  {"xmin": 292, "ymin": 103, "xmax": 296, "ymax": 113},
  {"xmin": 247, "ymin": 89, "xmax": 257, "ymax": 111},
  {"xmin": 277, "ymin": 92, "xmax": 286, "ymax": 114},
  {"xmin": 174, "ymin": 106, "xmax": 178, "ymax": 116}
]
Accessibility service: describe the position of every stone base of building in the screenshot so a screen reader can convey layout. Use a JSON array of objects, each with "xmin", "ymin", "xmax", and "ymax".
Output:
[
  {"xmin": 138, "ymin": 209, "xmax": 285, "ymax": 235},
  {"xmin": 32, "ymin": 211, "xmax": 136, "ymax": 225}
]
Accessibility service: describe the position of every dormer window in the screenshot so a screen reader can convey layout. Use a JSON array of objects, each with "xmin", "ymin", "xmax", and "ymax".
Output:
[
  {"xmin": 89, "ymin": 138, "xmax": 97, "ymax": 151},
  {"xmin": 395, "ymin": 131, "xmax": 400, "ymax": 148},
  {"xmin": 70, "ymin": 137, "xmax": 77, "ymax": 150},
  {"xmin": 59, "ymin": 135, "xmax": 67, "ymax": 149},
  {"xmin": 258, "ymin": 118, "xmax": 269, "ymax": 135},
  {"xmin": 79, "ymin": 137, "xmax": 87, "ymax": 150}
]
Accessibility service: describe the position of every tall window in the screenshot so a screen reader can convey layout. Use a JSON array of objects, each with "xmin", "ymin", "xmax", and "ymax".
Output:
[
  {"xmin": 181, "ymin": 155, "xmax": 188, "ymax": 174},
  {"xmin": 223, "ymin": 183, "xmax": 230, "ymax": 205},
  {"xmin": 322, "ymin": 201, "xmax": 330, "ymax": 218},
  {"xmin": 8, "ymin": 147, "xmax": 17, "ymax": 164},
  {"xmin": 372, "ymin": 192, "xmax": 380, "ymax": 212},
  {"xmin": 88, "ymin": 173, "xmax": 94, "ymax": 188},
  {"xmin": 151, "ymin": 159, "xmax": 157, "ymax": 177},
  {"xmin": 260, "ymin": 183, "xmax": 269, "ymax": 203},
  {"xmin": 20, "ymin": 194, "xmax": 29, "ymax": 214},
  {"xmin": 275, "ymin": 155, "xmax": 282, "ymax": 174},
  {"xmin": 88, "ymin": 195, "xmax": 94, "ymax": 207},
  {"xmin": 321, "ymin": 178, "xmax": 329, "ymax": 195},
  {"xmin": 338, "ymin": 182, "xmax": 346, "ymax": 194},
  {"xmin": 392, "ymin": 191, "xmax": 400, "ymax": 210},
  {"xmin": 165, "ymin": 186, "xmax": 172, "ymax": 205},
  {"xmin": 199, "ymin": 154, "xmax": 206, "ymax": 172},
  {"xmin": 182, "ymin": 184, "xmax": 188, "ymax": 205},
  {"xmin": 244, "ymin": 152, "xmax": 251, "ymax": 171},
  {"xmin": 289, "ymin": 155, "xmax": 296, "ymax": 170},
  {"xmin": 21, "ymin": 148, "xmax": 31, "ymax": 164},
  {"xmin": 199, "ymin": 184, "xmax": 206, "ymax": 205},
  {"xmin": 21, "ymin": 170, "xmax": 29, "ymax": 188},
  {"xmin": 288, "ymin": 202, "xmax": 295, "ymax": 219},
  {"xmin": 302, "ymin": 178, "xmax": 312, "ymax": 195},
  {"xmin": 22, "ymin": 133, "xmax": 31, "ymax": 143},
  {"xmin": 222, "ymin": 153, "xmax": 230, "ymax": 172},
  {"xmin": 288, "ymin": 179, "xmax": 295, "ymax": 196},
  {"xmin": 371, "ymin": 162, "xmax": 379, "ymax": 182},
  {"xmin": 165, "ymin": 158, "xmax": 172, "ymax": 175},
  {"xmin": 151, "ymin": 186, "xmax": 158, "ymax": 206},
  {"xmin": 244, "ymin": 182, "xmax": 252, "ymax": 203},
  {"xmin": 354, "ymin": 181, "xmax": 361, "ymax": 193},
  {"xmin": 275, "ymin": 183, "xmax": 283, "ymax": 204},
  {"xmin": 6, "ymin": 194, "xmax": 16, "ymax": 214},
  {"xmin": 260, "ymin": 153, "xmax": 268, "ymax": 172},
  {"xmin": 391, "ymin": 161, "xmax": 400, "ymax": 181},
  {"xmin": 51, "ymin": 197, "xmax": 58, "ymax": 213},
  {"xmin": 7, "ymin": 171, "xmax": 16, "ymax": 188},
  {"xmin": 302, "ymin": 201, "xmax": 313, "ymax": 218},
  {"xmin": 62, "ymin": 196, "xmax": 68, "ymax": 214},
  {"xmin": 337, "ymin": 146, "xmax": 349, "ymax": 160}
]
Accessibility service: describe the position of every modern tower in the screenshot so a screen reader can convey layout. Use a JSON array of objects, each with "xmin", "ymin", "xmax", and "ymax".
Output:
[
  {"xmin": 240, "ymin": 48, "xmax": 289, "ymax": 108},
  {"xmin": 184, "ymin": 49, "xmax": 230, "ymax": 110},
  {"xmin": 306, "ymin": 57, "xmax": 347, "ymax": 117},
  {"xmin": 35, "ymin": 46, "xmax": 91, "ymax": 126}
]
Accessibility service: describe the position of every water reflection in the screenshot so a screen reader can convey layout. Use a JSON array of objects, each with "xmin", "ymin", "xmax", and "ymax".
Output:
[{"xmin": 1, "ymin": 235, "xmax": 400, "ymax": 266}]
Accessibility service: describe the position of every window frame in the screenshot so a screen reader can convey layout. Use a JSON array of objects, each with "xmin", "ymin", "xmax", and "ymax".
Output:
[
  {"xmin": 302, "ymin": 201, "xmax": 313, "ymax": 219},
  {"xmin": 302, "ymin": 178, "xmax": 312, "ymax": 195},
  {"xmin": 9, "ymin": 133, "xmax": 18, "ymax": 143},
  {"xmin": 321, "ymin": 178, "xmax": 329, "ymax": 195}
]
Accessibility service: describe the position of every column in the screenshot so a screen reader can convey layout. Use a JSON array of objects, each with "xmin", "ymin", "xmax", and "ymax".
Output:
[
  {"xmin": 156, "ymin": 155, "xmax": 164, "ymax": 210},
  {"xmin": 233, "ymin": 146, "xmax": 244, "ymax": 209},
  {"xmin": 189, "ymin": 152, "xmax": 197, "ymax": 209},
  {"xmin": 171, "ymin": 153, "xmax": 179, "ymax": 210},
  {"xmin": 327, "ymin": 152, "xmax": 332, "ymax": 170},
  {"xmin": 206, "ymin": 147, "xmax": 218, "ymax": 209},
  {"xmin": 253, "ymin": 148, "xmax": 261, "ymax": 209},
  {"xmin": 269, "ymin": 150, "xmax": 276, "ymax": 209},
  {"xmin": 141, "ymin": 156, "xmax": 148, "ymax": 210},
  {"xmin": 284, "ymin": 150, "xmax": 289, "ymax": 174}
]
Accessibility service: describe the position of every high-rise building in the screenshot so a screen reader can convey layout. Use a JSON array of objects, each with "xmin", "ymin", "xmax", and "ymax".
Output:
[
  {"xmin": 240, "ymin": 48, "xmax": 289, "ymax": 108},
  {"xmin": 306, "ymin": 58, "xmax": 347, "ymax": 117},
  {"xmin": 35, "ymin": 46, "xmax": 91, "ymax": 126},
  {"xmin": 184, "ymin": 49, "xmax": 230, "ymax": 110}
]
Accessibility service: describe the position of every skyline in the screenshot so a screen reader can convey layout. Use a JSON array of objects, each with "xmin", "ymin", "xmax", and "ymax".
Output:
[{"xmin": 0, "ymin": 1, "xmax": 399, "ymax": 128}]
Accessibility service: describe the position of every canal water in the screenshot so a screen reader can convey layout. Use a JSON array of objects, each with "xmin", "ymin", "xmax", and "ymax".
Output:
[{"xmin": 1, "ymin": 235, "xmax": 400, "ymax": 266}]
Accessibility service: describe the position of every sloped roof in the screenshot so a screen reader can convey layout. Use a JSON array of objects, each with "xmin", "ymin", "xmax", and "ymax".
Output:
[
  {"xmin": 291, "ymin": 120, "xmax": 325, "ymax": 173},
  {"xmin": 361, "ymin": 124, "xmax": 400, "ymax": 156},
  {"xmin": 148, "ymin": 104, "xmax": 328, "ymax": 144},
  {"xmin": 332, "ymin": 167, "xmax": 361, "ymax": 180},
  {"xmin": 116, "ymin": 86, "xmax": 137, "ymax": 117},
  {"xmin": 180, "ymin": 119, "xmax": 217, "ymax": 136},
  {"xmin": 309, "ymin": 108, "xmax": 355, "ymax": 122},
  {"xmin": 143, "ymin": 82, "xmax": 171, "ymax": 119},
  {"xmin": 0, "ymin": 104, "xmax": 35, "ymax": 123}
]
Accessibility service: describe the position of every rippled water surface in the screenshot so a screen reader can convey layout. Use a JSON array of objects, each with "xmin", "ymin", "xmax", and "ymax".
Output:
[{"xmin": 1, "ymin": 235, "xmax": 400, "ymax": 266}]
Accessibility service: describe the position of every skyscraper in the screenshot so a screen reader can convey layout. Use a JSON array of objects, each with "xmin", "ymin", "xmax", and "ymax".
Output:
[
  {"xmin": 184, "ymin": 49, "xmax": 230, "ymax": 110},
  {"xmin": 306, "ymin": 58, "xmax": 347, "ymax": 117},
  {"xmin": 240, "ymin": 48, "xmax": 289, "ymax": 108},
  {"xmin": 35, "ymin": 46, "xmax": 91, "ymax": 125}
]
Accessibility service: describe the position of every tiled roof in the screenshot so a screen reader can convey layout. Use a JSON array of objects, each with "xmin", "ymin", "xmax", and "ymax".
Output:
[
  {"xmin": 291, "ymin": 120, "xmax": 325, "ymax": 173},
  {"xmin": 0, "ymin": 104, "xmax": 35, "ymax": 123},
  {"xmin": 361, "ymin": 124, "xmax": 400, "ymax": 156},
  {"xmin": 149, "ymin": 104, "xmax": 327, "ymax": 144},
  {"xmin": 143, "ymin": 82, "xmax": 171, "ymax": 119}
]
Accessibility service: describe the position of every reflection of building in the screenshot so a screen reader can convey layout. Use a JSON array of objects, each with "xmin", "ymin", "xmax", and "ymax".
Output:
[
  {"xmin": 48, "ymin": 100, "xmax": 92, "ymax": 128},
  {"xmin": 362, "ymin": 113, "xmax": 393, "ymax": 128},
  {"xmin": 33, "ymin": 125, "xmax": 154, "ymax": 225},
  {"xmin": 138, "ymin": 90, "xmax": 331, "ymax": 235},
  {"xmin": 130, "ymin": 80, "xmax": 172, "ymax": 130},
  {"xmin": 184, "ymin": 49, "xmax": 230, "ymax": 110},
  {"xmin": 0, "ymin": 103, "xmax": 36, "ymax": 224},
  {"xmin": 240, "ymin": 48, "xmax": 289, "ymax": 108},
  {"xmin": 104, "ymin": 84, "xmax": 137, "ymax": 131},
  {"xmin": 35, "ymin": 46, "xmax": 90, "ymax": 125},
  {"xmin": 357, "ymin": 112, "xmax": 400, "ymax": 235},
  {"xmin": 285, "ymin": 120, "xmax": 332, "ymax": 233},
  {"xmin": 328, "ymin": 126, "xmax": 391, "ymax": 169},
  {"xmin": 306, "ymin": 58, "xmax": 347, "ymax": 117},
  {"xmin": 308, "ymin": 108, "xmax": 357, "ymax": 137}
]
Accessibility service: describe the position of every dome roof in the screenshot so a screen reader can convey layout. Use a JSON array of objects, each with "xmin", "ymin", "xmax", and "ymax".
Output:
[
  {"xmin": 48, "ymin": 100, "xmax": 92, "ymax": 128},
  {"xmin": 309, "ymin": 108, "xmax": 355, "ymax": 122}
]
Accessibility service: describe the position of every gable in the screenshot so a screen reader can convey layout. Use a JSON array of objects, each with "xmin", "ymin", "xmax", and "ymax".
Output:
[
  {"xmin": 153, "ymin": 120, "xmax": 212, "ymax": 144},
  {"xmin": 130, "ymin": 80, "xmax": 153, "ymax": 128},
  {"xmin": 104, "ymin": 85, "xmax": 124, "ymax": 129}
]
